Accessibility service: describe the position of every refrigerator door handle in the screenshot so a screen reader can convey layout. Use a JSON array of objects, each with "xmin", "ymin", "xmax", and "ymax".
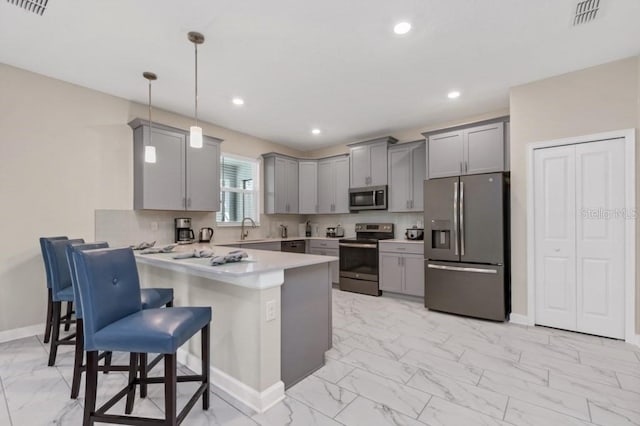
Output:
[
  {"xmin": 427, "ymin": 264, "xmax": 497, "ymax": 274},
  {"xmin": 460, "ymin": 181, "xmax": 465, "ymax": 256},
  {"xmin": 453, "ymin": 181, "xmax": 459, "ymax": 256}
]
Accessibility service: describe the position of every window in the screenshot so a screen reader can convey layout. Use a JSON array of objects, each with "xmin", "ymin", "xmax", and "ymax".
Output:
[{"xmin": 217, "ymin": 154, "xmax": 260, "ymax": 225}]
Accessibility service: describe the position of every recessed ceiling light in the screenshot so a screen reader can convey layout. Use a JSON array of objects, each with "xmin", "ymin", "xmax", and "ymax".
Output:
[
  {"xmin": 311, "ymin": 128, "xmax": 321, "ymax": 135},
  {"xmin": 393, "ymin": 22, "xmax": 412, "ymax": 35},
  {"xmin": 232, "ymin": 97, "xmax": 244, "ymax": 106},
  {"xmin": 447, "ymin": 90, "xmax": 461, "ymax": 99}
]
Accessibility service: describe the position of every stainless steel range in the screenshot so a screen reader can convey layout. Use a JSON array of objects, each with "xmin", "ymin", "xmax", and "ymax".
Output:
[{"xmin": 338, "ymin": 223, "xmax": 394, "ymax": 296}]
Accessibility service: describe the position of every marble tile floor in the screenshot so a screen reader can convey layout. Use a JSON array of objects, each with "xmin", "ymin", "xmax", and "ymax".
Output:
[{"xmin": 1, "ymin": 289, "xmax": 640, "ymax": 425}]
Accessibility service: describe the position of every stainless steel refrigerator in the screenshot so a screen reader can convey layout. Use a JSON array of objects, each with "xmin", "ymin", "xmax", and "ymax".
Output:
[{"xmin": 424, "ymin": 172, "xmax": 510, "ymax": 321}]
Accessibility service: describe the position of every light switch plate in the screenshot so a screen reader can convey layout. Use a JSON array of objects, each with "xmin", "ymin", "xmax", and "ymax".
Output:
[{"xmin": 266, "ymin": 300, "xmax": 277, "ymax": 322}]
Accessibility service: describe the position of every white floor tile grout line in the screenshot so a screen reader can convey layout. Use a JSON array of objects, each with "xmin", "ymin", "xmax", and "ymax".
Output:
[{"xmin": 0, "ymin": 376, "xmax": 14, "ymax": 426}]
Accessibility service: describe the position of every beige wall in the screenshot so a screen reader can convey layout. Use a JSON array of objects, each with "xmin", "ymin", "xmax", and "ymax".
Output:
[
  {"xmin": 0, "ymin": 64, "xmax": 304, "ymax": 332},
  {"xmin": 509, "ymin": 56, "xmax": 640, "ymax": 329}
]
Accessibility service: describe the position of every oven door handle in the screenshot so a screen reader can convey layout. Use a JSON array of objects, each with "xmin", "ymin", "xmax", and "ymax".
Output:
[{"xmin": 339, "ymin": 243, "xmax": 377, "ymax": 249}]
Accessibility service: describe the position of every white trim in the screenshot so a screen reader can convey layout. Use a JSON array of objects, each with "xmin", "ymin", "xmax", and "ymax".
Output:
[
  {"xmin": 509, "ymin": 314, "xmax": 530, "ymax": 326},
  {"xmin": 177, "ymin": 348, "xmax": 284, "ymax": 414},
  {"xmin": 526, "ymin": 128, "xmax": 636, "ymax": 340},
  {"xmin": 0, "ymin": 322, "xmax": 44, "ymax": 343}
]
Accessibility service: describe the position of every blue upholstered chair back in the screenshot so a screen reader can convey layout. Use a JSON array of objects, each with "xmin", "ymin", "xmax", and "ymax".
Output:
[
  {"xmin": 46, "ymin": 238, "xmax": 84, "ymax": 301},
  {"xmin": 72, "ymin": 247, "xmax": 143, "ymax": 351},
  {"xmin": 39, "ymin": 236, "xmax": 68, "ymax": 289},
  {"xmin": 65, "ymin": 242, "xmax": 109, "ymax": 319}
]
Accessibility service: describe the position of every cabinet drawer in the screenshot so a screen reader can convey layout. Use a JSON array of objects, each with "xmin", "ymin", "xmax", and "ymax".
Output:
[
  {"xmin": 378, "ymin": 242, "xmax": 424, "ymax": 255},
  {"xmin": 309, "ymin": 239, "xmax": 339, "ymax": 250}
]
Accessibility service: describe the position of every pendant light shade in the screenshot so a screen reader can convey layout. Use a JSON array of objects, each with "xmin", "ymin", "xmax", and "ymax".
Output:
[
  {"xmin": 143, "ymin": 71, "xmax": 158, "ymax": 163},
  {"xmin": 189, "ymin": 125, "xmax": 203, "ymax": 148},
  {"xmin": 188, "ymin": 31, "xmax": 205, "ymax": 148}
]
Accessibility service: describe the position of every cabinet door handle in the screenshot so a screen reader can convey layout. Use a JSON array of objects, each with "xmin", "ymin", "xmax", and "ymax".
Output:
[
  {"xmin": 460, "ymin": 161, "xmax": 463, "ymax": 174},
  {"xmin": 182, "ymin": 197, "xmax": 186, "ymax": 208},
  {"xmin": 410, "ymin": 200, "xmax": 414, "ymax": 209},
  {"xmin": 465, "ymin": 161, "xmax": 468, "ymax": 173},
  {"xmin": 187, "ymin": 197, "xmax": 191, "ymax": 208}
]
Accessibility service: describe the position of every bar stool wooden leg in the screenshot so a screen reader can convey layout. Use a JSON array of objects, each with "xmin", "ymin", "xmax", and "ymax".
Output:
[
  {"xmin": 139, "ymin": 353, "xmax": 148, "ymax": 398},
  {"xmin": 48, "ymin": 302, "xmax": 61, "ymax": 366},
  {"xmin": 83, "ymin": 351, "xmax": 98, "ymax": 426},
  {"xmin": 44, "ymin": 289, "xmax": 53, "ymax": 344},
  {"xmin": 71, "ymin": 319, "xmax": 84, "ymax": 399},
  {"xmin": 164, "ymin": 353, "xmax": 177, "ymax": 426},
  {"xmin": 103, "ymin": 352, "xmax": 112, "ymax": 375},
  {"xmin": 124, "ymin": 353, "xmax": 138, "ymax": 415},
  {"xmin": 64, "ymin": 301, "xmax": 73, "ymax": 331},
  {"xmin": 202, "ymin": 324, "xmax": 210, "ymax": 409}
]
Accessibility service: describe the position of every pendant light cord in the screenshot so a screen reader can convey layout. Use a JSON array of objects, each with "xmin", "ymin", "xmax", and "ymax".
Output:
[
  {"xmin": 194, "ymin": 42, "xmax": 199, "ymax": 127},
  {"xmin": 148, "ymin": 79, "xmax": 153, "ymax": 145}
]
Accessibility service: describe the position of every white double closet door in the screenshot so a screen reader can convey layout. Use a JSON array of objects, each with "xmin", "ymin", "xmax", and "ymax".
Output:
[{"xmin": 534, "ymin": 138, "xmax": 625, "ymax": 339}]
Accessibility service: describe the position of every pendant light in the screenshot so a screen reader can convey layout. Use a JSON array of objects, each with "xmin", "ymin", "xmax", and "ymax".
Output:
[
  {"xmin": 188, "ymin": 31, "xmax": 205, "ymax": 148},
  {"xmin": 143, "ymin": 71, "xmax": 158, "ymax": 163}
]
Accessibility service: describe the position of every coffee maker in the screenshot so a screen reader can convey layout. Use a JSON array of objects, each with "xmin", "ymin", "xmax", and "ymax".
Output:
[{"xmin": 175, "ymin": 218, "xmax": 195, "ymax": 243}]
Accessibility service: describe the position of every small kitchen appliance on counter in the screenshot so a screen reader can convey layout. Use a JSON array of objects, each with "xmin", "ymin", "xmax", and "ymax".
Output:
[
  {"xmin": 405, "ymin": 226, "xmax": 424, "ymax": 240},
  {"xmin": 280, "ymin": 224, "xmax": 288, "ymax": 238},
  {"xmin": 175, "ymin": 218, "xmax": 195, "ymax": 244},
  {"xmin": 326, "ymin": 227, "xmax": 337, "ymax": 238},
  {"xmin": 198, "ymin": 227, "xmax": 214, "ymax": 243}
]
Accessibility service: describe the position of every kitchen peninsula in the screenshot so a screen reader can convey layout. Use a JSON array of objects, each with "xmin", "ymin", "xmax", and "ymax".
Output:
[{"xmin": 134, "ymin": 245, "xmax": 335, "ymax": 413}]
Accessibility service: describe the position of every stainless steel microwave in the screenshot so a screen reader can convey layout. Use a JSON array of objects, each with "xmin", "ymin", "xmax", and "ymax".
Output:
[{"xmin": 349, "ymin": 186, "xmax": 387, "ymax": 211}]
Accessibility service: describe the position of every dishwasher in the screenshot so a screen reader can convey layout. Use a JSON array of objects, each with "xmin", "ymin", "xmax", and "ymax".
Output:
[{"xmin": 281, "ymin": 240, "xmax": 306, "ymax": 253}]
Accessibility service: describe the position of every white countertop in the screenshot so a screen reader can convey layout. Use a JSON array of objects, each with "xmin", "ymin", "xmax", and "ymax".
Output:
[
  {"xmin": 215, "ymin": 236, "xmax": 346, "ymax": 245},
  {"xmin": 134, "ymin": 244, "xmax": 337, "ymax": 290},
  {"xmin": 380, "ymin": 239, "xmax": 424, "ymax": 244}
]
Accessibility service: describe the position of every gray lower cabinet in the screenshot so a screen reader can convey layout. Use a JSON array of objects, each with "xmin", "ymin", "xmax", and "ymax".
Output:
[
  {"xmin": 308, "ymin": 240, "xmax": 339, "ymax": 283},
  {"xmin": 388, "ymin": 141, "xmax": 426, "ymax": 212},
  {"xmin": 317, "ymin": 156, "xmax": 349, "ymax": 214},
  {"xmin": 379, "ymin": 243, "xmax": 424, "ymax": 297},
  {"xmin": 298, "ymin": 160, "xmax": 318, "ymax": 214},
  {"xmin": 263, "ymin": 154, "xmax": 299, "ymax": 214},
  {"xmin": 427, "ymin": 121, "xmax": 505, "ymax": 179},
  {"xmin": 130, "ymin": 119, "xmax": 221, "ymax": 211}
]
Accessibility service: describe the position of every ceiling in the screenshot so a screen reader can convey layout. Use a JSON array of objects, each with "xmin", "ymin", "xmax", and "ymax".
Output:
[{"xmin": 1, "ymin": 1, "xmax": 639, "ymax": 151}]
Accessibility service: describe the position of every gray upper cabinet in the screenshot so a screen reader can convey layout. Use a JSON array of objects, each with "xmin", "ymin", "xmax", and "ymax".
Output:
[
  {"xmin": 186, "ymin": 136, "xmax": 220, "ymax": 211},
  {"xmin": 317, "ymin": 155, "xmax": 349, "ymax": 214},
  {"xmin": 426, "ymin": 120, "xmax": 506, "ymax": 179},
  {"xmin": 427, "ymin": 130, "xmax": 464, "ymax": 178},
  {"xmin": 130, "ymin": 119, "xmax": 221, "ymax": 211},
  {"xmin": 349, "ymin": 136, "xmax": 397, "ymax": 188},
  {"xmin": 298, "ymin": 160, "xmax": 318, "ymax": 214},
  {"xmin": 464, "ymin": 122, "xmax": 504, "ymax": 175},
  {"xmin": 388, "ymin": 141, "xmax": 426, "ymax": 212},
  {"xmin": 263, "ymin": 153, "xmax": 299, "ymax": 214}
]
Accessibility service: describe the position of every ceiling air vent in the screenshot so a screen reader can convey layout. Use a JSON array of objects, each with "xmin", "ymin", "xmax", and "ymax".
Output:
[
  {"xmin": 573, "ymin": 0, "xmax": 600, "ymax": 26},
  {"xmin": 6, "ymin": 0, "xmax": 48, "ymax": 16}
]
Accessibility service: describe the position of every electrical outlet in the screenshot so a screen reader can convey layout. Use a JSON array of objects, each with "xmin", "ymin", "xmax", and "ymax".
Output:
[
  {"xmin": 266, "ymin": 300, "xmax": 277, "ymax": 322},
  {"xmin": 150, "ymin": 221, "xmax": 159, "ymax": 232}
]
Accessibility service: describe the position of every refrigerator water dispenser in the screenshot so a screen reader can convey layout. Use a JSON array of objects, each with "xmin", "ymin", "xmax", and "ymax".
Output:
[{"xmin": 430, "ymin": 220, "xmax": 451, "ymax": 249}]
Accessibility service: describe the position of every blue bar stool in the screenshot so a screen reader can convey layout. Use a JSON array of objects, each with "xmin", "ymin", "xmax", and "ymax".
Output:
[
  {"xmin": 43, "ymin": 237, "xmax": 85, "ymax": 366},
  {"xmin": 39, "ymin": 236, "xmax": 68, "ymax": 344},
  {"xmin": 66, "ymin": 241, "xmax": 175, "ymax": 399},
  {"xmin": 72, "ymin": 247, "xmax": 211, "ymax": 425}
]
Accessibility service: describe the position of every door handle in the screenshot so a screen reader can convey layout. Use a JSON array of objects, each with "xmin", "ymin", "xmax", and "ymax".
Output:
[
  {"xmin": 460, "ymin": 161, "xmax": 463, "ymax": 174},
  {"xmin": 464, "ymin": 161, "xmax": 468, "ymax": 173},
  {"xmin": 427, "ymin": 264, "xmax": 497, "ymax": 274},
  {"xmin": 453, "ymin": 181, "xmax": 459, "ymax": 256},
  {"xmin": 460, "ymin": 181, "xmax": 465, "ymax": 256}
]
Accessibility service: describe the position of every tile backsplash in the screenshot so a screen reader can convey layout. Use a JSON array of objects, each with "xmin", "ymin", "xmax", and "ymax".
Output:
[{"xmin": 95, "ymin": 209, "xmax": 424, "ymax": 247}]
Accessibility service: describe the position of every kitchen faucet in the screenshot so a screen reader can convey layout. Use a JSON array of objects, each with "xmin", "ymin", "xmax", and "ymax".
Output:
[{"xmin": 240, "ymin": 217, "xmax": 256, "ymax": 241}]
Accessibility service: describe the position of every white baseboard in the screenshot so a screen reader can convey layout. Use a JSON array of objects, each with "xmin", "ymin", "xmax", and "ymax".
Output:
[
  {"xmin": 177, "ymin": 348, "xmax": 284, "ymax": 414},
  {"xmin": 0, "ymin": 323, "xmax": 44, "ymax": 343},
  {"xmin": 509, "ymin": 314, "xmax": 531, "ymax": 326}
]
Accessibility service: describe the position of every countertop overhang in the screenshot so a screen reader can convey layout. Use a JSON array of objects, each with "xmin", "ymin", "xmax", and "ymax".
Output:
[{"xmin": 134, "ymin": 245, "xmax": 337, "ymax": 290}]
